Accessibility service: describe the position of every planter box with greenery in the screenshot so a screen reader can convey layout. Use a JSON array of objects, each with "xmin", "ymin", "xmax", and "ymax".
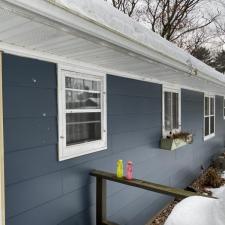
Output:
[{"xmin": 160, "ymin": 132, "xmax": 193, "ymax": 151}]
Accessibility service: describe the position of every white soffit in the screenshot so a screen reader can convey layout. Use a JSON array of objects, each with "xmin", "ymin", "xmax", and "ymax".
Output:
[{"xmin": 0, "ymin": 0, "xmax": 225, "ymax": 96}]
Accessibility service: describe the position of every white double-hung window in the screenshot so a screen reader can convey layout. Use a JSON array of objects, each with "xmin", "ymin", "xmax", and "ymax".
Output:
[
  {"xmin": 204, "ymin": 94, "xmax": 215, "ymax": 140},
  {"xmin": 162, "ymin": 86, "xmax": 181, "ymax": 137},
  {"xmin": 58, "ymin": 66, "xmax": 107, "ymax": 161},
  {"xmin": 223, "ymin": 97, "xmax": 225, "ymax": 120}
]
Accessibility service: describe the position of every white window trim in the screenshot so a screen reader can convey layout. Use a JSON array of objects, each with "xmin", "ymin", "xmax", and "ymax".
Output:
[
  {"xmin": 223, "ymin": 97, "xmax": 225, "ymax": 120},
  {"xmin": 203, "ymin": 94, "xmax": 215, "ymax": 141},
  {"xmin": 58, "ymin": 65, "xmax": 107, "ymax": 161},
  {"xmin": 162, "ymin": 85, "xmax": 181, "ymax": 137}
]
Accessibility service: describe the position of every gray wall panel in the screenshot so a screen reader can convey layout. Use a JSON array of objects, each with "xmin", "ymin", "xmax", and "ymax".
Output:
[
  {"xmin": 3, "ymin": 53, "xmax": 56, "ymax": 89},
  {"xmin": 4, "ymin": 86, "xmax": 57, "ymax": 118},
  {"xmin": 3, "ymin": 54, "xmax": 225, "ymax": 225},
  {"xmin": 4, "ymin": 117, "xmax": 57, "ymax": 152}
]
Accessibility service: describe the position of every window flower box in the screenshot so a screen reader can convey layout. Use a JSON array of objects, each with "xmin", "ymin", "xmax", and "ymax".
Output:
[{"xmin": 160, "ymin": 132, "xmax": 193, "ymax": 151}]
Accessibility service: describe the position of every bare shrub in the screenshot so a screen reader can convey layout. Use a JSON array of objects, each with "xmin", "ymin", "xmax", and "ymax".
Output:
[{"xmin": 200, "ymin": 167, "xmax": 224, "ymax": 188}]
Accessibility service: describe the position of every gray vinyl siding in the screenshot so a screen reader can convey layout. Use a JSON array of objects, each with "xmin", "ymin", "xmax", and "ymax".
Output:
[{"xmin": 3, "ymin": 53, "xmax": 225, "ymax": 225}]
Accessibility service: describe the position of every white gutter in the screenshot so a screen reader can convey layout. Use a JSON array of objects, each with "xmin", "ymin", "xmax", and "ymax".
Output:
[{"xmin": 2, "ymin": 0, "xmax": 225, "ymax": 88}]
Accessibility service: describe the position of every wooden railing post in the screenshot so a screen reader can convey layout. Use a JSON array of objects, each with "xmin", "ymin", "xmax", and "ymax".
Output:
[{"xmin": 96, "ymin": 177, "xmax": 106, "ymax": 225}]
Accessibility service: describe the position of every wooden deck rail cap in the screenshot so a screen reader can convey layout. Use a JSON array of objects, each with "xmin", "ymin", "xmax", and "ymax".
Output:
[{"xmin": 90, "ymin": 170, "xmax": 215, "ymax": 199}]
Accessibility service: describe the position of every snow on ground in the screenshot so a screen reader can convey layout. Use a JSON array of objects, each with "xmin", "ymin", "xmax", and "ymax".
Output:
[
  {"xmin": 221, "ymin": 171, "xmax": 225, "ymax": 179},
  {"xmin": 164, "ymin": 196, "xmax": 223, "ymax": 225},
  {"xmin": 165, "ymin": 172, "xmax": 225, "ymax": 225},
  {"xmin": 207, "ymin": 185, "xmax": 225, "ymax": 200}
]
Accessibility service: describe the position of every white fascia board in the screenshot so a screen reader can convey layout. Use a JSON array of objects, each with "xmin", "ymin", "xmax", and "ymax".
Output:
[{"xmin": 2, "ymin": 0, "xmax": 225, "ymax": 89}]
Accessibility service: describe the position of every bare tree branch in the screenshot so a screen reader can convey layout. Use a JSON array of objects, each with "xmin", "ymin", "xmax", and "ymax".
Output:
[
  {"xmin": 107, "ymin": 0, "xmax": 222, "ymax": 54},
  {"xmin": 106, "ymin": 0, "xmax": 139, "ymax": 17}
]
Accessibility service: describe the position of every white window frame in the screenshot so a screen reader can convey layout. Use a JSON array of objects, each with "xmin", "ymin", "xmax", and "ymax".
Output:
[
  {"xmin": 223, "ymin": 97, "xmax": 225, "ymax": 120},
  {"xmin": 58, "ymin": 65, "xmax": 107, "ymax": 161},
  {"xmin": 162, "ymin": 85, "xmax": 181, "ymax": 137},
  {"xmin": 204, "ymin": 94, "xmax": 215, "ymax": 141}
]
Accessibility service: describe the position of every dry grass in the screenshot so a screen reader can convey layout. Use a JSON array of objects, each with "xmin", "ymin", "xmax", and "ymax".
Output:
[
  {"xmin": 192, "ymin": 167, "xmax": 225, "ymax": 195},
  {"xmin": 201, "ymin": 167, "xmax": 224, "ymax": 188}
]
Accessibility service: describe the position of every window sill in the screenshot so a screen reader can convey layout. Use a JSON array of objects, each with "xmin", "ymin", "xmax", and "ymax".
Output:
[
  {"xmin": 59, "ymin": 144, "xmax": 107, "ymax": 161},
  {"xmin": 204, "ymin": 133, "xmax": 215, "ymax": 141}
]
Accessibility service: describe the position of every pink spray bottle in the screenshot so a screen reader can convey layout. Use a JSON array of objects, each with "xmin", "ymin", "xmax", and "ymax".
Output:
[{"xmin": 126, "ymin": 161, "xmax": 133, "ymax": 180}]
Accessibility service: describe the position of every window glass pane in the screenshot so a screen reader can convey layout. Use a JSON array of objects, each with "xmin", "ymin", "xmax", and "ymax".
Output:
[
  {"xmin": 210, "ymin": 97, "xmax": 214, "ymax": 115},
  {"xmin": 66, "ymin": 113, "xmax": 101, "ymax": 123},
  {"xmin": 205, "ymin": 117, "xmax": 209, "ymax": 136},
  {"xmin": 172, "ymin": 93, "xmax": 179, "ymax": 129},
  {"xmin": 210, "ymin": 116, "xmax": 215, "ymax": 134},
  {"xmin": 65, "ymin": 77, "xmax": 101, "ymax": 91},
  {"xmin": 66, "ymin": 90, "xmax": 101, "ymax": 109},
  {"xmin": 164, "ymin": 92, "xmax": 172, "ymax": 131},
  {"xmin": 205, "ymin": 97, "xmax": 209, "ymax": 116},
  {"xmin": 66, "ymin": 113, "xmax": 101, "ymax": 145}
]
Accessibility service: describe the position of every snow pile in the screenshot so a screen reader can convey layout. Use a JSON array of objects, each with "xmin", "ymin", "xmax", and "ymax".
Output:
[
  {"xmin": 208, "ymin": 185, "xmax": 225, "ymax": 200},
  {"xmin": 222, "ymin": 171, "xmax": 225, "ymax": 179},
  {"xmin": 207, "ymin": 171, "xmax": 225, "ymax": 198},
  {"xmin": 164, "ymin": 196, "xmax": 224, "ymax": 225},
  {"xmin": 52, "ymin": 0, "xmax": 225, "ymax": 82},
  {"xmin": 165, "ymin": 173, "xmax": 225, "ymax": 225}
]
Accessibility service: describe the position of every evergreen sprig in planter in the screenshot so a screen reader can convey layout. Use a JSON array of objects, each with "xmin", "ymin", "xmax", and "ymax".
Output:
[{"xmin": 160, "ymin": 132, "xmax": 193, "ymax": 151}]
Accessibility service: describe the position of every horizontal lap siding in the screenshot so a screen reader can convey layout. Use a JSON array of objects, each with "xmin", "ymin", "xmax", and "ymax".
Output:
[{"xmin": 3, "ymin": 54, "xmax": 225, "ymax": 225}]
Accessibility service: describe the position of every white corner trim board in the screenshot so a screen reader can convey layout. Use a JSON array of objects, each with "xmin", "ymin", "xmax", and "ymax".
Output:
[{"xmin": 0, "ymin": 52, "xmax": 5, "ymax": 225}]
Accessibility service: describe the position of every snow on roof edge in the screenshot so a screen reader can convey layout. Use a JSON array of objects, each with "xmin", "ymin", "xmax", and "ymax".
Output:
[{"xmin": 51, "ymin": 0, "xmax": 225, "ymax": 85}]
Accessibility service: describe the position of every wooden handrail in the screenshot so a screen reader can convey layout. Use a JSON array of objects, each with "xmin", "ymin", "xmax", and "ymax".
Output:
[
  {"xmin": 91, "ymin": 170, "xmax": 208, "ymax": 198},
  {"xmin": 90, "ymin": 169, "xmax": 211, "ymax": 225}
]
